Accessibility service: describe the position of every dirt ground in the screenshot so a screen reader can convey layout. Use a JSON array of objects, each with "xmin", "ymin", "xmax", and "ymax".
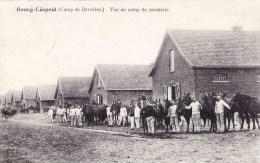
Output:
[{"xmin": 0, "ymin": 113, "xmax": 259, "ymax": 163}]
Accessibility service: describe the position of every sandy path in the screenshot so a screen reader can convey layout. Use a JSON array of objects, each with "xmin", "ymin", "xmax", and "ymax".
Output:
[{"xmin": 0, "ymin": 114, "xmax": 259, "ymax": 163}]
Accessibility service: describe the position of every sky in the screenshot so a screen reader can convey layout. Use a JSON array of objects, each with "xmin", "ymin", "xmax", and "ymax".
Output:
[{"xmin": 0, "ymin": 0, "xmax": 259, "ymax": 94}]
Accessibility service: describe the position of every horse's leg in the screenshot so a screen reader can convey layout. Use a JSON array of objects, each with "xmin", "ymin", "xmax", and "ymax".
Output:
[
  {"xmin": 227, "ymin": 115, "xmax": 231, "ymax": 131},
  {"xmin": 231, "ymin": 113, "xmax": 235, "ymax": 130},
  {"xmin": 213, "ymin": 114, "xmax": 217, "ymax": 132},
  {"xmin": 224, "ymin": 114, "xmax": 227, "ymax": 132},
  {"xmin": 241, "ymin": 117, "xmax": 244, "ymax": 130},
  {"xmin": 245, "ymin": 113, "xmax": 250, "ymax": 130},
  {"xmin": 209, "ymin": 116, "xmax": 212, "ymax": 132},
  {"xmin": 202, "ymin": 113, "xmax": 206, "ymax": 128},
  {"xmin": 252, "ymin": 115, "xmax": 256, "ymax": 130},
  {"xmin": 209, "ymin": 115, "xmax": 213, "ymax": 132},
  {"xmin": 185, "ymin": 116, "xmax": 190, "ymax": 132},
  {"xmin": 255, "ymin": 115, "xmax": 260, "ymax": 129}
]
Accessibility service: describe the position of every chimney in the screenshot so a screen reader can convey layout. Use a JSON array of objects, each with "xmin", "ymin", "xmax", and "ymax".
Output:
[{"xmin": 232, "ymin": 26, "xmax": 243, "ymax": 33}]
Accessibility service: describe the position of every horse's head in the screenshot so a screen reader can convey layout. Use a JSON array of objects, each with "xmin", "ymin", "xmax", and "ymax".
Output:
[
  {"xmin": 230, "ymin": 92, "xmax": 241, "ymax": 112},
  {"xmin": 206, "ymin": 93, "xmax": 217, "ymax": 110},
  {"xmin": 199, "ymin": 91, "xmax": 208, "ymax": 104},
  {"xmin": 176, "ymin": 93, "xmax": 192, "ymax": 113},
  {"xmin": 181, "ymin": 93, "xmax": 192, "ymax": 106}
]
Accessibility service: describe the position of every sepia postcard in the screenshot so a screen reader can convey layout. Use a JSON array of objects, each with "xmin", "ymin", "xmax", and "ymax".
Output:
[{"xmin": 0, "ymin": 0, "xmax": 259, "ymax": 162}]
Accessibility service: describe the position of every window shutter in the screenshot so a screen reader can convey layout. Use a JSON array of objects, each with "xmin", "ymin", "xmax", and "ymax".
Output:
[
  {"xmin": 175, "ymin": 82, "xmax": 181, "ymax": 99},
  {"xmin": 163, "ymin": 85, "xmax": 167, "ymax": 100},
  {"xmin": 167, "ymin": 86, "xmax": 172, "ymax": 101},
  {"xmin": 169, "ymin": 50, "xmax": 175, "ymax": 72},
  {"xmin": 100, "ymin": 95, "xmax": 103, "ymax": 105}
]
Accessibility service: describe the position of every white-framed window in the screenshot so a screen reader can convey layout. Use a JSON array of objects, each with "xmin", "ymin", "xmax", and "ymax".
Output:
[
  {"xmin": 96, "ymin": 94, "xmax": 103, "ymax": 104},
  {"xmin": 213, "ymin": 74, "xmax": 229, "ymax": 82},
  {"xmin": 169, "ymin": 50, "xmax": 175, "ymax": 72},
  {"xmin": 163, "ymin": 85, "xmax": 167, "ymax": 100},
  {"xmin": 97, "ymin": 75, "xmax": 101, "ymax": 88}
]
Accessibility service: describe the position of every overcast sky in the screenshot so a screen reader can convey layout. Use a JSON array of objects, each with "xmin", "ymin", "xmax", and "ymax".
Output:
[{"xmin": 0, "ymin": 0, "xmax": 259, "ymax": 94}]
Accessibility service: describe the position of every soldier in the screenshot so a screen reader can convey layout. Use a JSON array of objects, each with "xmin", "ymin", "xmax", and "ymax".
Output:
[
  {"xmin": 70, "ymin": 105, "xmax": 76, "ymax": 126},
  {"xmin": 48, "ymin": 106, "xmax": 54, "ymax": 123},
  {"xmin": 118, "ymin": 104, "xmax": 127, "ymax": 127},
  {"xmin": 184, "ymin": 97, "xmax": 202, "ymax": 133},
  {"xmin": 215, "ymin": 95, "xmax": 231, "ymax": 133},
  {"xmin": 107, "ymin": 104, "xmax": 113, "ymax": 127},
  {"xmin": 145, "ymin": 100, "xmax": 157, "ymax": 134},
  {"xmin": 134, "ymin": 101, "xmax": 141, "ymax": 130},
  {"xmin": 167, "ymin": 100, "xmax": 180, "ymax": 133}
]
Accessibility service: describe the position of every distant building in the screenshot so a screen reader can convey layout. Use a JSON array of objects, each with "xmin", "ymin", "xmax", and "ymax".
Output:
[
  {"xmin": 4, "ymin": 91, "xmax": 13, "ymax": 108},
  {"xmin": 21, "ymin": 86, "xmax": 37, "ymax": 109},
  {"xmin": 11, "ymin": 90, "xmax": 22, "ymax": 112},
  {"xmin": 0, "ymin": 95, "xmax": 5, "ymax": 109},
  {"xmin": 54, "ymin": 77, "xmax": 92, "ymax": 106},
  {"xmin": 88, "ymin": 64, "xmax": 153, "ymax": 105},
  {"xmin": 35, "ymin": 85, "xmax": 56, "ymax": 112},
  {"xmin": 149, "ymin": 27, "xmax": 260, "ymax": 101}
]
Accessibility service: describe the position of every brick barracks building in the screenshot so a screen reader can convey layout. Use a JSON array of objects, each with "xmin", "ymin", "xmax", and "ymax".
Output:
[{"xmin": 149, "ymin": 27, "xmax": 260, "ymax": 101}]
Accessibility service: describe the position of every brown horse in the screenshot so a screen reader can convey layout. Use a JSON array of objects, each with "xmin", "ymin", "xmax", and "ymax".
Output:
[
  {"xmin": 1, "ymin": 107, "xmax": 17, "ymax": 119},
  {"xmin": 199, "ymin": 92, "xmax": 217, "ymax": 132},
  {"xmin": 230, "ymin": 92, "xmax": 260, "ymax": 130},
  {"xmin": 176, "ymin": 93, "xmax": 192, "ymax": 132}
]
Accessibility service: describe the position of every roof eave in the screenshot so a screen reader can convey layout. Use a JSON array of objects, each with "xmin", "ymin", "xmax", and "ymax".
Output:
[
  {"xmin": 106, "ymin": 88, "xmax": 153, "ymax": 91},
  {"xmin": 149, "ymin": 33, "xmax": 168, "ymax": 77},
  {"xmin": 193, "ymin": 65, "xmax": 260, "ymax": 69},
  {"xmin": 95, "ymin": 65, "xmax": 107, "ymax": 90}
]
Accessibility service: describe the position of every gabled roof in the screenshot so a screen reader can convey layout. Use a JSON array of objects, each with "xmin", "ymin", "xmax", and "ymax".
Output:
[
  {"xmin": 12, "ymin": 90, "xmax": 22, "ymax": 102},
  {"xmin": 90, "ymin": 64, "xmax": 153, "ymax": 91},
  {"xmin": 56, "ymin": 77, "xmax": 91, "ymax": 98},
  {"xmin": 5, "ymin": 91, "xmax": 13, "ymax": 104},
  {"xmin": 37, "ymin": 85, "xmax": 56, "ymax": 101},
  {"xmin": 22, "ymin": 86, "xmax": 37, "ymax": 100},
  {"xmin": 150, "ymin": 28, "xmax": 260, "ymax": 76}
]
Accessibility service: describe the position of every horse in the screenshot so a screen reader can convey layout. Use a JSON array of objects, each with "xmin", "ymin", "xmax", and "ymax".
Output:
[
  {"xmin": 176, "ymin": 93, "xmax": 192, "ymax": 132},
  {"xmin": 123, "ymin": 104, "xmax": 132, "ymax": 126},
  {"xmin": 230, "ymin": 92, "xmax": 260, "ymax": 130},
  {"xmin": 1, "ymin": 107, "xmax": 17, "ymax": 119},
  {"xmin": 221, "ymin": 93, "xmax": 236, "ymax": 131},
  {"xmin": 154, "ymin": 100, "xmax": 166, "ymax": 128},
  {"xmin": 111, "ymin": 101, "xmax": 121, "ymax": 125},
  {"xmin": 82, "ymin": 103, "xmax": 94, "ymax": 126},
  {"xmin": 140, "ymin": 100, "xmax": 157, "ymax": 134},
  {"xmin": 90, "ymin": 104, "xmax": 107, "ymax": 125},
  {"xmin": 161, "ymin": 99, "xmax": 171, "ymax": 132},
  {"xmin": 199, "ymin": 91, "xmax": 217, "ymax": 132},
  {"xmin": 21, "ymin": 107, "xmax": 29, "ymax": 114}
]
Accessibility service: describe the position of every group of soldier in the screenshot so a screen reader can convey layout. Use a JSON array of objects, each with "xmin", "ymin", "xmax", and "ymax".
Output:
[
  {"xmin": 106, "ymin": 98, "xmax": 157, "ymax": 134},
  {"xmin": 46, "ymin": 93, "xmax": 235, "ymax": 134},
  {"xmin": 47, "ymin": 104, "xmax": 83, "ymax": 127},
  {"xmin": 167, "ymin": 95, "xmax": 232, "ymax": 133}
]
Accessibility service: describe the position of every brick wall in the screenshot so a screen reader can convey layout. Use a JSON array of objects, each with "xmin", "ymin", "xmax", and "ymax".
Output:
[
  {"xmin": 64, "ymin": 98, "xmax": 89, "ymax": 106},
  {"xmin": 40, "ymin": 100, "xmax": 55, "ymax": 112},
  {"xmin": 89, "ymin": 69, "xmax": 108, "ymax": 104},
  {"xmin": 13, "ymin": 101, "xmax": 22, "ymax": 112},
  {"xmin": 152, "ymin": 34, "xmax": 196, "ymax": 100},
  {"xmin": 25, "ymin": 99, "xmax": 37, "ymax": 108},
  {"xmin": 194, "ymin": 68, "xmax": 260, "ymax": 98},
  {"xmin": 107, "ymin": 90, "xmax": 153, "ymax": 105}
]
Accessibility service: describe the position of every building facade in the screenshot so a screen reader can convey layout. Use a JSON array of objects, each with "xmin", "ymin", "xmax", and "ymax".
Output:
[
  {"xmin": 21, "ymin": 86, "xmax": 37, "ymax": 109},
  {"xmin": 11, "ymin": 90, "xmax": 22, "ymax": 112},
  {"xmin": 89, "ymin": 64, "xmax": 153, "ymax": 105},
  {"xmin": 36, "ymin": 85, "xmax": 56, "ymax": 112},
  {"xmin": 54, "ymin": 77, "xmax": 92, "ymax": 106},
  {"xmin": 149, "ymin": 28, "xmax": 260, "ymax": 101}
]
